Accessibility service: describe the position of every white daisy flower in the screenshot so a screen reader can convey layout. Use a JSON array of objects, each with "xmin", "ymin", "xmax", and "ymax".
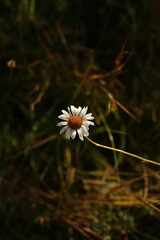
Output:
[{"xmin": 57, "ymin": 105, "xmax": 94, "ymax": 141}]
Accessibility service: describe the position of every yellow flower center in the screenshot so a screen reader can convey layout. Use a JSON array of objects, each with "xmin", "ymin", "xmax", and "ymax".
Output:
[{"xmin": 68, "ymin": 115, "xmax": 82, "ymax": 129}]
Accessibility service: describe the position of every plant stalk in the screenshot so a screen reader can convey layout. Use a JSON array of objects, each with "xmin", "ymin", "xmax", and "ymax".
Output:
[{"xmin": 85, "ymin": 136, "xmax": 160, "ymax": 166}]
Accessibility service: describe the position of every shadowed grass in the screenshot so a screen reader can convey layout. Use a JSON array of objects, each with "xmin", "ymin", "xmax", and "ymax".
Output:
[{"xmin": 0, "ymin": 0, "xmax": 160, "ymax": 239}]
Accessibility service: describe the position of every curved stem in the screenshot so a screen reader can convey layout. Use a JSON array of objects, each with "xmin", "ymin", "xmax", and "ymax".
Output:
[{"xmin": 85, "ymin": 136, "xmax": 160, "ymax": 166}]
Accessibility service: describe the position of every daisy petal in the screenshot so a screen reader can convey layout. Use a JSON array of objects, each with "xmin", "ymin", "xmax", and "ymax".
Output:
[
  {"xmin": 68, "ymin": 107, "xmax": 72, "ymax": 115},
  {"xmin": 81, "ymin": 125, "xmax": 89, "ymax": 136},
  {"xmin": 62, "ymin": 110, "xmax": 70, "ymax": 117},
  {"xmin": 70, "ymin": 105, "xmax": 76, "ymax": 115},
  {"xmin": 77, "ymin": 106, "xmax": 82, "ymax": 115},
  {"xmin": 77, "ymin": 128, "xmax": 84, "ymax": 141},
  {"xmin": 71, "ymin": 130, "xmax": 77, "ymax": 139},
  {"xmin": 85, "ymin": 116, "xmax": 94, "ymax": 120},
  {"xmin": 73, "ymin": 108, "xmax": 78, "ymax": 115},
  {"xmin": 83, "ymin": 113, "xmax": 94, "ymax": 120},
  {"xmin": 58, "ymin": 114, "xmax": 68, "ymax": 120},
  {"xmin": 60, "ymin": 126, "xmax": 68, "ymax": 134},
  {"xmin": 80, "ymin": 106, "xmax": 88, "ymax": 117},
  {"xmin": 83, "ymin": 120, "xmax": 94, "ymax": 126},
  {"xmin": 57, "ymin": 121, "xmax": 68, "ymax": 127},
  {"xmin": 65, "ymin": 127, "xmax": 71, "ymax": 140}
]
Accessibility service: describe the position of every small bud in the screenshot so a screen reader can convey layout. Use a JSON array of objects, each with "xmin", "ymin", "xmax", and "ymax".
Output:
[{"xmin": 7, "ymin": 59, "xmax": 16, "ymax": 68}]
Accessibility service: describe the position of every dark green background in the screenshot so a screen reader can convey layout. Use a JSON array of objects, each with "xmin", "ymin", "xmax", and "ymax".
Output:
[{"xmin": 0, "ymin": 0, "xmax": 160, "ymax": 239}]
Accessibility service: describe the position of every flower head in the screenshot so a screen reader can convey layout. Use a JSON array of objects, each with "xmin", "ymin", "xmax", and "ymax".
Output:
[{"xmin": 57, "ymin": 105, "xmax": 94, "ymax": 140}]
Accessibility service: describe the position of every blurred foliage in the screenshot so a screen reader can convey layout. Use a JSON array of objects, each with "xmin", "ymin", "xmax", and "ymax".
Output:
[{"xmin": 0, "ymin": 0, "xmax": 160, "ymax": 239}]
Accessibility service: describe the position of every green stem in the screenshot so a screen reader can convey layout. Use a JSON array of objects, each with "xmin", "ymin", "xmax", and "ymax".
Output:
[{"xmin": 85, "ymin": 136, "xmax": 160, "ymax": 166}]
